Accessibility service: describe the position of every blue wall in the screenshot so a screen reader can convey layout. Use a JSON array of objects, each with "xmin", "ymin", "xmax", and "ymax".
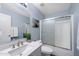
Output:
[
  {"xmin": 28, "ymin": 4, "xmax": 45, "ymax": 41},
  {"xmin": 28, "ymin": 4, "xmax": 44, "ymax": 20},
  {"xmin": 45, "ymin": 8, "xmax": 71, "ymax": 18},
  {"xmin": 69, "ymin": 3, "xmax": 79, "ymax": 56},
  {"xmin": 0, "ymin": 4, "xmax": 30, "ymax": 38}
]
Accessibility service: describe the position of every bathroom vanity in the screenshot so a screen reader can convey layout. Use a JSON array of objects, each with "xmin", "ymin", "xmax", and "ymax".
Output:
[{"xmin": 0, "ymin": 40, "xmax": 42, "ymax": 56}]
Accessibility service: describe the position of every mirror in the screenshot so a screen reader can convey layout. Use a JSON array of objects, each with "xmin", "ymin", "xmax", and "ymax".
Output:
[
  {"xmin": 0, "ymin": 13, "xmax": 31, "ymax": 45},
  {"xmin": 0, "ymin": 13, "xmax": 11, "ymax": 45}
]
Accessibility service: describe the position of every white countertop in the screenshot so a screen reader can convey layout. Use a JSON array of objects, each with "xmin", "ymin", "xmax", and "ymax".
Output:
[
  {"xmin": 0, "ymin": 40, "xmax": 42, "ymax": 56},
  {"xmin": 22, "ymin": 41, "xmax": 42, "ymax": 56}
]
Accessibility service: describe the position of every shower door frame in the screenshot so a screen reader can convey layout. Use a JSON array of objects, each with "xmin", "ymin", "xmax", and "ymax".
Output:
[
  {"xmin": 54, "ymin": 16, "xmax": 72, "ymax": 50},
  {"xmin": 40, "ymin": 15, "xmax": 74, "ymax": 51}
]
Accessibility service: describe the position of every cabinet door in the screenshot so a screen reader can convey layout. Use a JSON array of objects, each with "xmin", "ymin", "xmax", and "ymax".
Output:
[{"xmin": 0, "ymin": 13, "xmax": 11, "ymax": 44}]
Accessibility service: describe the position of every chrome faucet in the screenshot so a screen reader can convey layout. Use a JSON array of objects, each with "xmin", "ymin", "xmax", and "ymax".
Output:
[{"xmin": 12, "ymin": 44, "xmax": 15, "ymax": 48}]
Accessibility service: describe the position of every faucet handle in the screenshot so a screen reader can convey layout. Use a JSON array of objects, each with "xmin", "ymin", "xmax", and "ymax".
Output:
[
  {"xmin": 17, "ymin": 41, "xmax": 20, "ymax": 47},
  {"xmin": 21, "ymin": 41, "xmax": 23, "ymax": 45},
  {"xmin": 12, "ymin": 44, "xmax": 15, "ymax": 48}
]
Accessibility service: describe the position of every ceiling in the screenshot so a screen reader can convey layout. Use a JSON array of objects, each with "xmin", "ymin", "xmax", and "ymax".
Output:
[
  {"xmin": 33, "ymin": 3, "xmax": 71, "ymax": 17},
  {"xmin": 1, "ymin": 3, "xmax": 30, "ymax": 17}
]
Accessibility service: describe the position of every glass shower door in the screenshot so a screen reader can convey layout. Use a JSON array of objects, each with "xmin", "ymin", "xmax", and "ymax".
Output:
[
  {"xmin": 54, "ymin": 20, "xmax": 71, "ymax": 49},
  {"xmin": 41, "ymin": 16, "xmax": 71, "ymax": 50},
  {"xmin": 41, "ymin": 20, "xmax": 55, "ymax": 46}
]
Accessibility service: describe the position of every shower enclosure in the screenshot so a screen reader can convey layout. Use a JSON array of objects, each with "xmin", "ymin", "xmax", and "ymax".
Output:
[{"xmin": 41, "ymin": 15, "xmax": 74, "ymax": 52}]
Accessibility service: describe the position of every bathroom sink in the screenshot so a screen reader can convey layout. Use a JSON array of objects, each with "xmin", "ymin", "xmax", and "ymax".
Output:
[
  {"xmin": 8, "ymin": 45, "xmax": 27, "ymax": 56},
  {"xmin": 0, "ymin": 40, "xmax": 42, "ymax": 56}
]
